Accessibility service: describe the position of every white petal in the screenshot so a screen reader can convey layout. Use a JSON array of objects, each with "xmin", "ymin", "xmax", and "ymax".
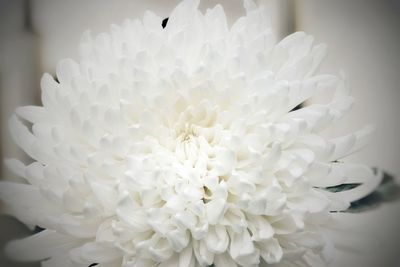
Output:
[
  {"xmin": 247, "ymin": 215, "xmax": 274, "ymax": 241},
  {"xmin": 6, "ymin": 230, "xmax": 81, "ymax": 262},
  {"xmin": 4, "ymin": 158, "xmax": 26, "ymax": 179},
  {"xmin": 205, "ymin": 198, "xmax": 226, "ymax": 225},
  {"xmin": 193, "ymin": 239, "xmax": 214, "ymax": 266},
  {"xmin": 179, "ymin": 245, "xmax": 195, "ymax": 267},
  {"xmin": 271, "ymin": 215, "xmax": 299, "ymax": 235},
  {"xmin": 40, "ymin": 73, "xmax": 59, "ymax": 112},
  {"xmin": 9, "ymin": 115, "xmax": 36, "ymax": 159},
  {"xmin": 214, "ymin": 253, "xmax": 238, "ymax": 267},
  {"xmin": 116, "ymin": 194, "xmax": 150, "ymax": 232},
  {"xmin": 165, "ymin": 229, "xmax": 189, "ymax": 252},
  {"xmin": 167, "ymin": 0, "xmax": 200, "ymax": 34},
  {"xmin": 287, "ymin": 189, "xmax": 330, "ymax": 213},
  {"xmin": 259, "ymin": 238, "xmax": 283, "ymax": 264},
  {"xmin": 229, "ymin": 229, "xmax": 259, "ymax": 266},
  {"xmin": 204, "ymin": 225, "xmax": 229, "ymax": 254},
  {"xmin": 16, "ymin": 105, "xmax": 47, "ymax": 123},
  {"xmin": 158, "ymin": 254, "xmax": 179, "ymax": 267},
  {"xmin": 89, "ymin": 180, "xmax": 118, "ymax": 214},
  {"xmin": 0, "ymin": 182, "xmax": 56, "ymax": 223},
  {"xmin": 143, "ymin": 10, "xmax": 162, "ymax": 32},
  {"xmin": 56, "ymin": 58, "xmax": 80, "ymax": 85},
  {"xmin": 70, "ymin": 242, "xmax": 121, "ymax": 264},
  {"xmin": 211, "ymin": 147, "xmax": 236, "ymax": 176},
  {"xmin": 333, "ymin": 166, "xmax": 383, "ymax": 203},
  {"xmin": 147, "ymin": 234, "xmax": 174, "ymax": 262}
]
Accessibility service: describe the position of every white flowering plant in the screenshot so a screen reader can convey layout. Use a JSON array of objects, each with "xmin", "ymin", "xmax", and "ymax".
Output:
[{"xmin": 1, "ymin": 1, "xmax": 397, "ymax": 267}]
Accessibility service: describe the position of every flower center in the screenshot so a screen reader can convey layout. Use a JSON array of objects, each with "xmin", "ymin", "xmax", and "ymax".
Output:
[
  {"xmin": 170, "ymin": 101, "xmax": 222, "ymax": 170},
  {"xmin": 175, "ymin": 123, "xmax": 205, "ymax": 164},
  {"xmin": 179, "ymin": 123, "xmax": 198, "ymax": 142}
]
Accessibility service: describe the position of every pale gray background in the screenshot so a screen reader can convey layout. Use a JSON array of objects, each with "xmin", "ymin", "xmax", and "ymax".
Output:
[{"xmin": 0, "ymin": 0, "xmax": 399, "ymax": 266}]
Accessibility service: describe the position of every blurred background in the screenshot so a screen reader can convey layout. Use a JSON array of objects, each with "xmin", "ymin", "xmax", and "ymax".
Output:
[{"xmin": 0, "ymin": 0, "xmax": 399, "ymax": 266}]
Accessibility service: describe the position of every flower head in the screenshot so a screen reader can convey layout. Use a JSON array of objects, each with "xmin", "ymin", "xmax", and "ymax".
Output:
[{"xmin": 1, "ymin": 0, "xmax": 380, "ymax": 266}]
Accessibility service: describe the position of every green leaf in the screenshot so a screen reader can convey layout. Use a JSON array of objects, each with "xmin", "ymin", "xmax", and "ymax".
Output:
[
  {"xmin": 324, "ymin": 183, "xmax": 361, "ymax": 193},
  {"xmin": 346, "ymin": 171, "xmax": 400, "ymax": 213}
]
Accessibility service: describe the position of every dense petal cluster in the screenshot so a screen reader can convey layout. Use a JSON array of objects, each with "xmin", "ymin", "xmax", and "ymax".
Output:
[{"xmin": 0, "ymin": 0, "xmax": 380, "ymax": 267}]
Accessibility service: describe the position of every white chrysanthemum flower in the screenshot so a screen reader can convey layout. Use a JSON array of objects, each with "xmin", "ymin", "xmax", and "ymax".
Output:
[{"xmin": 1, "ymin": 1, "xmax": 381, "ymax": 266}]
